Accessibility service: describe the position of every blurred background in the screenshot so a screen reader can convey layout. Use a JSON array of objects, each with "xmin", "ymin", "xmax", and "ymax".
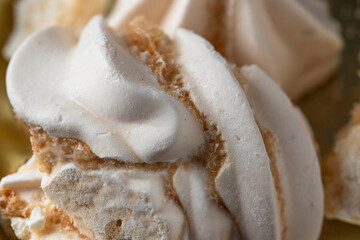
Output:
[
  {"xmin": 299, "ymin": 0, "xmax": 360, "ymax": 239},
  {"xmin": 1, "ymin": 0, "xmax": 360, "ymax": 239}
]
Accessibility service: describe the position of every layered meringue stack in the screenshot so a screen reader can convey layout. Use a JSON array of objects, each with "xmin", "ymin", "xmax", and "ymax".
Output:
[{"xmin": 0, "ymin": 16, "xmax": 323, "ymax": 240}]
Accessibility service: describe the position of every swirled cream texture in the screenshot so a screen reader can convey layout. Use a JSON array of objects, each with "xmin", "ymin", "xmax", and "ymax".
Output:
[
  {"xmin": 2, "ymin": 16, "xmax": 323, "ymax": 240},
  {"xmin": 6, "ymin": 16, "xmax": 204, "ymax": 163}
]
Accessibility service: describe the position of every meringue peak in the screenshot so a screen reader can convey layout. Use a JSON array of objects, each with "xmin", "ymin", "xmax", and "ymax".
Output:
[{"xmin": 7, "ymin": 16, "xmax": 204, "ymax": 163}]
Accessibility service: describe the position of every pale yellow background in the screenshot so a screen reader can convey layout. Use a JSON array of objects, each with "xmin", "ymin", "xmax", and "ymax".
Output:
[{"xmin": 0, "ymin": 0, "xmax": 360, "ymax": 239}]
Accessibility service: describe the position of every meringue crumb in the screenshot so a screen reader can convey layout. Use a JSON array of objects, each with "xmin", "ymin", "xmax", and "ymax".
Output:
[
  {"xmin": 0, "ymin": 189, "xmax": 30, "ymax": 219},
  {"xmin": 11, "ymin": 218, "xmax": 31, "ymax": 240},
  {"xmin": 0, "ymin": 189, "xmax": 88, "ymax": 239},
  {"xmin": 27, "ymin": 207, "xmax": 45, "ymax": 231}
]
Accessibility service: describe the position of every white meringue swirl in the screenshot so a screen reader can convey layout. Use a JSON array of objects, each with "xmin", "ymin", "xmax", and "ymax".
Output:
[{"xmin": 6, "ymin": 16, "xmax": 204, "ymax": 163}]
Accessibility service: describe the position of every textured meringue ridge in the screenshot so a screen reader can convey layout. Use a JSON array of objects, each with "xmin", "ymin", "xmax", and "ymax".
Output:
[
  {"xmin": 174, "ymin": 29, "xmax": 279, "ymax": 240},
  {"xmin": 243, "ymin": 65, "xmax": 323, "ymax": 240},
  {"xmin": 7, "ymin": 16, "xmax": 205, "ymax": 165},
  {"xmin": 174, "ymin": 29, "xmax": 323, "ymax": 240}
]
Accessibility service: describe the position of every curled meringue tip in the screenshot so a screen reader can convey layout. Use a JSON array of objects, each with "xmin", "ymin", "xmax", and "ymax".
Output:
[{"xmin": 7, "ymin": 15, "xmax": 205, "ymax": 164}]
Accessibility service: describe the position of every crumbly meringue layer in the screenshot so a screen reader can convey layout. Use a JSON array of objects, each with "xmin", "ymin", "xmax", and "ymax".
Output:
[
  {"xmin": 7, "ymin": 16, "xmax": 204, "ymax": 164},
  {"xmin": 42, "ymin": 163, "xmax": 189, "ymax": 240},
  {"xmin": 0, "ymin": 157, "xmax": 87, "ymax": 240},
  {"xmin": 3, "ymin": 16, "xmax": 323, "ymax": 240},
  {"xmin": 108, "ymin": 0, "xmax": 343, "ymax": 100}
]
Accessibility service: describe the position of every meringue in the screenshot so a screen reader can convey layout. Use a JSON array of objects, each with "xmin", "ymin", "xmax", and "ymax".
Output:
[
  {"xmin": 323, "ymin": 105, "xmax": 360, "ymax": 225},
  {"xmin": 108, "ymin": 0, "xmax": 343, "ymax": 99},
  {"xmin": 1, "ymin": 16, "xmax": 323, "ymax": 240},
  {"xmin": 7, "ymin": 16, "xmax": 204, "ymax": 164},
  {"xmin": 3, "ymin": 0, "xmax": 111, "ymax": 59},
  {"xmin": 175, "ymin": 30, "xmax": 323, "ymax": 239},
  {"xmin": 42, "ymin": 163, "xmax": 189, "ymax": 239},
  {"xmin": 27, "ymin": 207, "xmax": 46, "ymax": 231}
]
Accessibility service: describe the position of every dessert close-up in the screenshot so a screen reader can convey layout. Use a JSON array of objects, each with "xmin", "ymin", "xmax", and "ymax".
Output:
[
  {"xmin": 0, "ymin": 0, "xmax": 360, "ymax": 240},
  {"xmin": 1, "ymin": 14, "xmax": 324, "ymax": 239}
]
